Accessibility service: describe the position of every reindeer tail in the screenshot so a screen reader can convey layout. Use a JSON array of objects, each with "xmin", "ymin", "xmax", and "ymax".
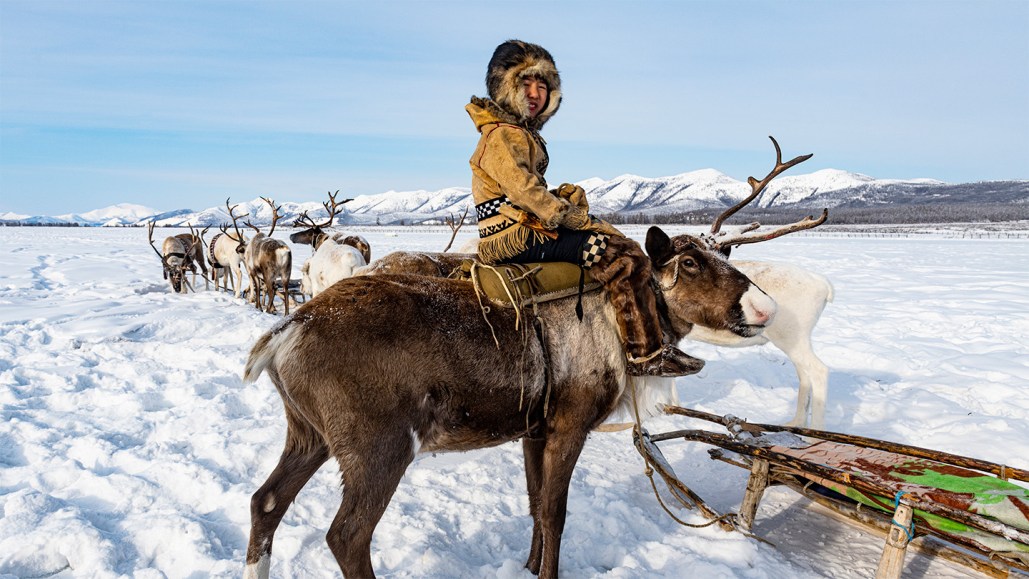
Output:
[{"xmin": 243, "ymin": 332, "xmax": 275, "ymax": 383}]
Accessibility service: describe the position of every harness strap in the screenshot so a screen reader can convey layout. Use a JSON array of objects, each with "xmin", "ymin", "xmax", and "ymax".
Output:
[
  {"xmin": 208, "ymin": 233, "xmax": 224, "ymax": 268},
  {"xmin": 575, "ymin": 266, "xmax": 586, "ymax": 321}
]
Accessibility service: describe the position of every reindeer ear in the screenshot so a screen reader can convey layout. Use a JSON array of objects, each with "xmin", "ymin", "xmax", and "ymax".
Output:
[{"xmin": 645, "ymin": 227, "xmax": 674, "ymax": 266}]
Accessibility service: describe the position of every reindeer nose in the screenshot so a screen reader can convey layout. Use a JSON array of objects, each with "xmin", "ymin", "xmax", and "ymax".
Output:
[{"xmin": 750, "ymin": 306, "xmax": 772, "ymax": 326}]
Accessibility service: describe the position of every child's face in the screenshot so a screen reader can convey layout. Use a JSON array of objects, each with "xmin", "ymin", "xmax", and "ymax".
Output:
[{"xmin": 522, "ymin": 78, "xmax": 548, "ymax": 118}]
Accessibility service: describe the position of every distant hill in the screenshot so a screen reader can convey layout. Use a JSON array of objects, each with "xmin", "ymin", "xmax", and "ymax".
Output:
[{"xmin": 3, "ymin": 170, "xmax": 1026, "ymax": 227}]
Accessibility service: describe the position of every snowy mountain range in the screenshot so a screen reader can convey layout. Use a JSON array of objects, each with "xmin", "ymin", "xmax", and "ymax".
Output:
[{"xmin": 4, "ymin": 170, "xmax": 1026, "ymax": 227}]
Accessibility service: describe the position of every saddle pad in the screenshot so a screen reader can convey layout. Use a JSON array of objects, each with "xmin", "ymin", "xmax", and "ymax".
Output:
[
  {"xmin": 773, "ymin": 440, "xmax": 1029, "ymax": 557},
  {"xmin": 457, "ymin": 260, "xmax": 601, "ymax": 308}
]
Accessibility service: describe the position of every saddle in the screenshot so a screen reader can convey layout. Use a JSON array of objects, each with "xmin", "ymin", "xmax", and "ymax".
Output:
[{"xmin": 452, "ymin": 259, "xmax": 601, "ymax": 309}]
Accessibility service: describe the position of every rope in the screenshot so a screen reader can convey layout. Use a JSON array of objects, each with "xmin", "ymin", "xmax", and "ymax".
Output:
[
  {"xmin": 891, "ymin": 491, "xmax": 915, "ymax": 542},
  {"xmin": 468, "ymin": 262, "xmax": 502, "ymax": 348},
  {"xmin": 655, "ymin": 255, "xmax": 682, "ymax": 291},
  {"xmin": 471, "ymin": 261, "xmax": 523, "ymax": 330},
  {"xmin": 627, "ymin": 375, "xmax": 770, "ymax": 542}
]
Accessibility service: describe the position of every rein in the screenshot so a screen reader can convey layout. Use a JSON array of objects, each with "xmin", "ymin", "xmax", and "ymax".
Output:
[{"xmin": 649, "ymin": 268, "xmax": 684, "ymax": 344}]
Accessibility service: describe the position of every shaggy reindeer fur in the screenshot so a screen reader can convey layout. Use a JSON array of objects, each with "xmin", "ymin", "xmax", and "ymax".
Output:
[
  {"xmin": 355, "ymin": 251, "xmax": 473, "ymax": 278},
  {"xmin": 242, "ymin": 227, "xmax": 775, "ymax": 579}
]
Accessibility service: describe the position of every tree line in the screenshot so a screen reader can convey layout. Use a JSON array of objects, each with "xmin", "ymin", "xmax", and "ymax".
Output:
[{"xmin": 599, "ymin": 202, "xmax": 1029, "ymax": 226}]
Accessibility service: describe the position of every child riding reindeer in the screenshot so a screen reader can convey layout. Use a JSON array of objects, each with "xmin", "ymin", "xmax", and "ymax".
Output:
[{"xmin": 467, "ymin": 40, "xmax": 707, "ymax": 377}]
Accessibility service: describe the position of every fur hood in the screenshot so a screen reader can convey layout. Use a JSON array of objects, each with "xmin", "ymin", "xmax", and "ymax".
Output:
[{"xmin": 476, "ymin": 39, "xmax": 562, "ymax": 131}]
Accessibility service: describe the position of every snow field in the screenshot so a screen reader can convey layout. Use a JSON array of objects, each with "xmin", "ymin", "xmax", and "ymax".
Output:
[{"xmin": 1, "ymin": 225, "xmax": 1026, "ymax": 578}]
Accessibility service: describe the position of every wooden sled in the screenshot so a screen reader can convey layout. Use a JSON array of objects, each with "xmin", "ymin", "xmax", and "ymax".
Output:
[{"xmin": 635, "ymin": 406, "xmax": 1029, "ymax": 578}]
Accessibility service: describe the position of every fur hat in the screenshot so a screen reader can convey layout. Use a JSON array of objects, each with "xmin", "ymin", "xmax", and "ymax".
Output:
[{"xmin": 485, "ymin": 40, "xmax": 562, "ymax": 129}]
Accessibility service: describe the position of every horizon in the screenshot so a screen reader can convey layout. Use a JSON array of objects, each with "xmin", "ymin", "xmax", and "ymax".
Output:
[
  {"xmin": 5, "ymin": 166, "xmax": 1024, "ymax": 222},
  {"xmin": 2, "ymin": 1, "xmax": 1027, "ymax": 215}
]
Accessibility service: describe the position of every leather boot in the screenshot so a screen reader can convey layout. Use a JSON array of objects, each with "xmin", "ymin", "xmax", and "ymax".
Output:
[{"xmin": 626, "ymin": 344, "xmax": 705, "ymax": 377}]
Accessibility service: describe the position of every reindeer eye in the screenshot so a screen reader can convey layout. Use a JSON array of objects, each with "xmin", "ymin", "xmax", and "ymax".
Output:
[{"xmin": 680, "ymin": 258, "xmax": 698, "ymax": 269}]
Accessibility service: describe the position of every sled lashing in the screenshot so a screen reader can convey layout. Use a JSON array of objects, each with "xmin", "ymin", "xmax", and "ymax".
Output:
[{"xmin": 635, "ymin": 406, "xmax": 1029, "ymax": 578}]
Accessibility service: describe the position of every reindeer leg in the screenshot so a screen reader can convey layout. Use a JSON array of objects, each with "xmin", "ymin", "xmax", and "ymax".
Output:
[
  {"xmin": 783, "ymin": 343, "xmax": 829, "ymax": 429},
  {"xmin": 263, "ymin": 272, "xmax": 276, "ymax": 314},
  {"xmin": 523, "ymin": 434, "xmax": 546, "ymax": 574},
  {"xmin": 326, "ymin": 429, "xmax": 413, "ymax": 578},
  {"xmin": 282, "ymin": 273, "xmax": 291, "ymax": 316},
  {"xmin": 235, "ymin": 267, "xmax": 245, "ymax": 299},
  {"xmin": 245, "ymin": 415, "xmax": 329, "ymax": 579},
  {"xmin": 536, "ymin": 428, "xmax": 588, "ymax": 579}
]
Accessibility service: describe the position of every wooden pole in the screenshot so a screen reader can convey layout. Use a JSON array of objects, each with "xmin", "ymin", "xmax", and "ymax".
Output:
[
  {"xmin": 662, "ymin": 405, "xmax": 1029, "ymax": 483},
  {"xmin": 875, "ymin": 501, "xmax": 913, "ymax": 579},
  {"xmin": 739, "ymin": 459, "xmax": 769, "ymax": 531}
]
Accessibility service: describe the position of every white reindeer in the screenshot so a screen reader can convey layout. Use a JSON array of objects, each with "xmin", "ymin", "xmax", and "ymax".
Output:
[
  {"xmin": 689, "ymin": 136, "xmax": 833, "ymax": 427},
  {"xmin": 290, "ymin": 191, "xmax": 369, "ymax": 298},
  {"xmin": 208, "ymin": 199, "xmax": 249, "ymax": 298},
  {"xmin": 300, "ymin": 239, "xmax": 367, "ymax": 298},
  {"xmin": 687, "ymin": 260, "xmax": 833, "ymax": 428}
]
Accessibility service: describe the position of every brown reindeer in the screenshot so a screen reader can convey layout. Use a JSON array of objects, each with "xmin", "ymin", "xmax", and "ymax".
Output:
[
  {"xmin": 243, "ymin": 197, "xmax": 292, "ymax": 315},
  {"xmin": 242, "ymin": 139, "xmax": 827, "ymax": 578},
  {"xmin": 240, "ymin": 223, "xmax": 813, "ymax": 577},
  {"xmin": 147, "ymin": 221, "xmax": 208, "ymax": 293}
]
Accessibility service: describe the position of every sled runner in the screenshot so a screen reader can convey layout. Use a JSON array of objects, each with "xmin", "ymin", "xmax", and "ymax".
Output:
[{"xmin": 634, "ymin": 405, "xmax": 1029, "ymax": 578}]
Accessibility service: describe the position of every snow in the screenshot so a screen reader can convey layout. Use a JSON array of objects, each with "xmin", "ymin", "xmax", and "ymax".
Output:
[
  {"xmin": 1, "ymin": 225, "xmax": 1027, "ymax": 578},
  {"xmin": 54, "ymin": 204, "xmax": 159, "ymax": 227}
]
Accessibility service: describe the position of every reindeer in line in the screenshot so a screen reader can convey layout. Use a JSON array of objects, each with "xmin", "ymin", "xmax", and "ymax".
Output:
[
  {"xmin": 243, "ymin": 198, "xmax": 292, "ymax": 315},
  {"xmin": 289, "ymin": 190, "xmax": 371, "ymax": 263},
  {"xmin": 207, "ymin": 199, "xmax": 250, "ymax": 298},
  {"xmin": 290, "ymin": 191, "xmax": 368, "ymax": 298},
  {"xmin": 242, "ymin": 141, "xmax": 826, "ymax": 577},
  {"xmin": 147, "ymin": 221, "xmax": 209, "ymax": 293}
]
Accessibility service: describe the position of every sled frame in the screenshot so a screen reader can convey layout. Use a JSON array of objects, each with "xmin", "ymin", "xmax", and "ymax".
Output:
[{"xmin": 636, "ymin": 405, "xmax": 1029, "ymax": 578}]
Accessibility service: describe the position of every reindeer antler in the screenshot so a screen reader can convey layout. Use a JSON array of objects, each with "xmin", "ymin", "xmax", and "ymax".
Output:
[
  {"xmin": 226, "ymin": 198, "xmax": 252, "ymax": 236},
  {"xmin": 146, "ymin": 220, "xmax": 166, "ymax": 262},
  {"xmin": 243, "ymin": 197, "xmax": 283, "ymax": 236},
  {"xmin": 322, "ymin": 190, "xmax": 352, "ymax": 228},
  {"xmin": 262, "ymin": 197, "xmax": 283, "ymax": 237},
  {"xmin": 293, "ymin": 190, "xmax": 353, "ymax": 229},
  {"xmin": 293, "ymin": 211, "xmax": 320, "ymax": 229},
  {"xmin": 442, "ymin": 205, "xmax": 470, "ymax": 252},
  {"xmin": 711, "ymin": 136, "xmax": 814, "ymax": 235},
  {"xmin": 711, "ymin": 209, "xmax": 828, "ymax": 250},
  {"xmin": 702, "ymin": 137, "xmax": 826, "ymax": 252}
]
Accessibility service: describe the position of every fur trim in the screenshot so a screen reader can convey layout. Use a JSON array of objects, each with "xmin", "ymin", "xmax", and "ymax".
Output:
[{"xmin": 483, "ymin": 40, "xmax": 562, "ymax": 130}]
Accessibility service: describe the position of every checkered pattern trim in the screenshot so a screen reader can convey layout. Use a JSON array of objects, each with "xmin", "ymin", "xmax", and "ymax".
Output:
[
  {"xmin": 475, "ymin": 195, "xmax": 510, "ymax": 221},
  {"xmin": 581, "ymin": 233, "xmax": 609, "ymax": 269}
]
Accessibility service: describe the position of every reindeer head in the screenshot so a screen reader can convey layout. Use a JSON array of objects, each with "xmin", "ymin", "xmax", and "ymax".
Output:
[
  {"xmin": 643, "ymin": 137, "xmax": 828, "ymax": 340},
  {"xmin": 148, "ymin": 220, "xmax": 201, "ymax": 293},
  {"xmin": 290, "ymin": 190, "xmax": 352, "ymax": 249},
  {"xmin": 224, "ymin": 198, "xmax": 249, "ymax": 255},
  {"xmin": 646, "ymin": 227, "xmax": 776, "ymax": 340}
]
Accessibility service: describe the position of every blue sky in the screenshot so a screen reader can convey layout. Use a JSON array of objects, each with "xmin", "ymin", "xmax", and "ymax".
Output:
[{"xmin": 1, "ymin": 0, "xmax": 1026, "ymax": 215}]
